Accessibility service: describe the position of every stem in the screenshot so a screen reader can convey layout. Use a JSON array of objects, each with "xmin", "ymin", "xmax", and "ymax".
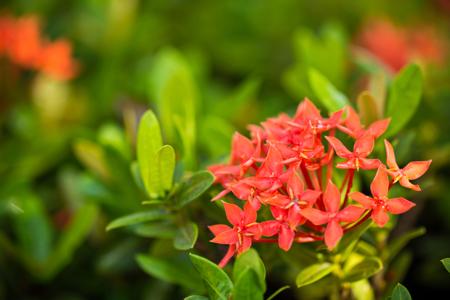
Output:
[
  {"xmin": 341, "ymin": 169, "xmax": 355, "ymax": 208},
  {"xmin": 310, "ymin": 169, "xmax": 321, "ymax": 191},
  {"xmin": 317, "ymin": 166, "xmax": 323, "ymax": 189},
  {"xmin": 340, "ymin": 170, "xmax": 350, "ymax": 192},
  {"xmin": 300, "ymin": 162, "xmax": 314, "ymax": 190},
  {"xmin": 255, "ymin": 239, "xmax": 278, "ymax": 243}
]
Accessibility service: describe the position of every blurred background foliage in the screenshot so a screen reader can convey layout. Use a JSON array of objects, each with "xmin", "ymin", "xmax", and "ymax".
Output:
[{"xmin": 0, "ymin": 0, "xmax": 449, "ymax": 299}]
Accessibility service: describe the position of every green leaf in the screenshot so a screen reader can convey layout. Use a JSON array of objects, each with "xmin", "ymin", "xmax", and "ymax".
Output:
[
  {"xmin": 308, "ymin": 68, "xmax": 349, "ymax": 112},
  {"xmin": 106, "ymin": 209, "xmax": 169, "ymax": 231},
  {"xmin": 350, "ymin": 279, "xmax": 374, "ymax": 300},
  {"xmin": 172, "ymin": 171, "xmax": 214, "ymax": 208},
  {"xmin": 132, "ymin": 222, "xmax": 176, "ymax": 238},
  {"xmin": 137, "ymin": 253, "xmax": 204, "ymax": 292},
  {"xmin": 174, "ymin": 222, "xmax": 198, "ymax": 250},
  {"xmin": 385, "ymin": 227, "xmax": 426, "ymax": 263},
  {"xmin": 233, "ymin": 268, "xmax": 263, "ymax": 300},
  {"xmin": 157, "ymin": 145, "xmax": 175, "ymax": 191},
  {"xmin": 233, "ymin": 248, "xmax": 266, "ymax": 291},
  {"xmin": 74, "ymin": 139, "xmax": 110, "ymax": 180},
  {"xmin": 296, "ymin": 262, "xmax": 336, "ymax": 288},
  {"xmin": 391, "ymin": 283, "xmax": 412, "ymax": 300},
  {"xmin": 334, "ymin": 219, "xmax": 372, "ymax": 260},
  {"xmin": 343, "ymin": 257, "xmax": 383, "ymax": 282},
  {"xmin": 151, "ymin": 48, "xmax": 197, "ymax": 170},
  {"xmin": 13, "ymin": 193, "xmax": 53, "ymax": 264},
  {"xmin": 189, "ymin": 253, "xmax": 233, "ymax": 300},
  {"xmin": 137, "ymin": 110, "xmax": 163, "ymax": 197},
  {"xmin": 44, "ymin": 204, "xmax": 98, "ymax": 280},
  {"xmin": 357, "ymin": 91, "xmax": 379, "ymax": 125},
  {"xmin": 266, "ymin": 285, "xmax": 290, "ymax": 300},
  {"xmin": 441, "ymin": 258, "xmax": 450, "ymax": 273},
  {"xmin": 385, "ymin": 64, "xmax": 423, "ymax": 137}
]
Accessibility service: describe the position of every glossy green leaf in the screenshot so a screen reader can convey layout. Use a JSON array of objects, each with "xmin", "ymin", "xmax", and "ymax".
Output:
[
  {"xmin": 174, "ymin": 222, "xmax": 198, "ymax": 250},
  {"xmin": 350, "ymin": 279, "xmax": 374, "ymax": 300},
  {"xmin": 137, "ymin": 110, "xmax": 163, "ymax": 197},
  {"xmin": 189, "ymin": 253, "xmax": 233, "ymax": 300},
  {"xmin": 44, "ymin": 204, "xmax": 98, "ymax": 279},
  {"xmin": 441, "ymin": 258, "xmax": 450, "ymax": 273},
  {"xmin": 151, "ymin": 49, "xmax": 197, "ymax": 170},
  {"xmin": 308, "ymin": 68, "xmax": 349, "ymax": 112},
  {"xmin": 173, "ymin": 171, "xmax": 214, "ymax": 208},
  {"xmin": 296, "ymin": 262, "xmax": 336, "ymax": 288},
  {"xmin": 233, "ymin": 268, "xmax": 263, "ymax": 300},
  {"xmin": 391, "ymin": 283, "xmax": 412, "ymax": 300},
  {"xmin": 133, "ymin": 222, "xmax": 176, "ymax": 238},
  {"xmin": 157, "ymin": 145, "xmax": 175, "ymax": 191},
  {"xmin": 233, "ymin": 248, "xmax": 266, "ymax": 291},
  {"xmin": 343, "ymin": 257, "xmax": 383, "ymax": 282},
  {"xmin": 106, "ymin": 209, "xmax": 169, "ymax": 231},
  {"xmin": 385, "ymin": 64, "xmax": 423, "ymax": 137},
  {"xmin": 137, "ymin": 254, "xmax": 204, "ymax": 292}
]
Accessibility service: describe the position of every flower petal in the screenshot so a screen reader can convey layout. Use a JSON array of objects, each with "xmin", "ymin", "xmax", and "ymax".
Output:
[
  {"xmin": 349, "ymin": 192, "xmax": 374, "ymax": 209},
  {"xmin": 367, "ymin": 118, "xmax": 390, "ymax": 138},
  {"xmin": 218, "ymin": 245, "xmax": 236, "ymax": 268},
  {"xmin": 231, "ymin": 132, "xmax": 254, "ymax": 164},
  {"xmin": 403, "ymin": 160, "xmax": 432, "ymax": 180},
  {"xmin": 223, "ymin": 202, "xmax": 242, "ymax": 226},
  {"xmin": 238, "ymin": 236, "xmax": 253, "ymax": 253},
  {"xmin": 259, "ymin": 220, "xmax": 280, "ymax": 236},
  {"xmin": 387, "ymin": 197, "xmax": 416, "ymax": 214},
  {"xmin": 323, "ymin": 180, "xmax": 341, "ymax": 213},
  {"xmin": 210, "ymin": 228, "xmax": 238, "ymax": 244},
  {"xmin": 359, "ymin": 158, "xmax": 382, "ymax": 170},
  {"xmin": 300, "ymin": 189, "xmax": 322, "ymax": 206},
  {"xmin": 354, "ymin": 134, "xmax": 374, "ymax": 157},
  {"xmin": 243, "ymin": 202, "xmax": 258, "ymax": 224},
  {"xmin": 208, "ymin": 224, "xmax": 232, "ymax": 236},
  {"xmin": 279, "ymin": 225, "xmax": 295, "ymax": 251},
  {"xmin": 370, "ymin": 167, "xmax": 389, "ymax": 199},
  {"xmin": 337, "ymin": 205, "xmax": 365, "ymax": 223},
  {"xmin": 325, "ymin": 136, "xmax": 352, "ymax": 158},
  {"xmin": 384, "ymin": 139, "xmax": 399, "ymax": 170},
  {"xmin": 300, "ymin": 208, "xmax": 329, "ymax": 225},
  {"xmin": 372, "ymin": 207, "xmax": 389, "ymax": 227},
  {"xmin": 398, "ymin": 177, "xmax": 421, "ymax": 191},
  {"xmin": 324, "ymin": 219, "xmax": 343, "ymax": 250},
  {"xmin": 287, "ymin": 170, "xmax": 305, "ymax": 198}
]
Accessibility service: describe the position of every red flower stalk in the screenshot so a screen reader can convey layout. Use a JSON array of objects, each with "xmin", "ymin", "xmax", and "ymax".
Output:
[
  {"xmin": 208, "ymin": 98, "xmax": 430, "ymax": 266},
  {"xmin": 0, "ymin": 14, "xmax": 78, "ymax": 80}
]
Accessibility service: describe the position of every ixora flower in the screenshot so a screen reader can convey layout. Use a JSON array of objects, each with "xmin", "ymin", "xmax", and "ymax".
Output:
[
  {"xmin": 208, "ymin": 99, "xmax": 431, "ymax": 267},
  {"xmin": 0, "ymin": 14, "xmax": 78, "ymax": 80},
  {"xmin": 357, "ymin": 19, "xmax": 446, "ymax": 72}
]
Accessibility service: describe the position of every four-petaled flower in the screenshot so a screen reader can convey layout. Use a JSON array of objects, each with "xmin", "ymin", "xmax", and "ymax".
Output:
[
  {"xmin": 301, "ymin": 180, "xmax": 365, "ymax": 249},
  {"xmin": 349, "ymin": 167, "xmax": 416, "ymax": 227},
  {"xmin": 209, "ymin": 202, "xmax": 262, "ymax": 267},
  {"xmin": 326, "ymin": 134, "xmax": 381, "ymax": 170},
  {"xmin": 384, "ymin": 140, "xmax": 432, "ymax": 191}
]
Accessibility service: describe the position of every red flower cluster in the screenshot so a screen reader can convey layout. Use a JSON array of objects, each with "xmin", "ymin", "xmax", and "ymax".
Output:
[
  {"xmin": 208, "ymin": 99, "xmax": 431, "ymax": 267},
  {"xmin": 357, "ymin": 20, "xmax": 446, "ymax": 72},
  {"xmin": 0, "ymin": 14, "xmax": 78, "ymax": 80}
]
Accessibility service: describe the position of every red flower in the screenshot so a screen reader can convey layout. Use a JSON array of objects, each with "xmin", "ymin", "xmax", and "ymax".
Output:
[
  {"xmin": 300, "ymin": 180, "xmax": 365, "ymax": 249},
  {"xmin": 338, "ymin": 106, "xmax": 390, "ymax": 139},
  {"xmin": 349, "ymin": 167, "xmax": 416, "ymax": 227},
  {"xmin": 209, "ymin": 202, "xmax": 262, "ymax": 267},
  {"xmin": 384, "ymin": 140, "xmax": 431, "ymax": 191},
  {"xmin": 259, "ymin": 206, "xmax": 296, "ymax": 251},
  {"xmin": 325, "ymin": 134, "xmax": 381, "ymax": 170}
]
